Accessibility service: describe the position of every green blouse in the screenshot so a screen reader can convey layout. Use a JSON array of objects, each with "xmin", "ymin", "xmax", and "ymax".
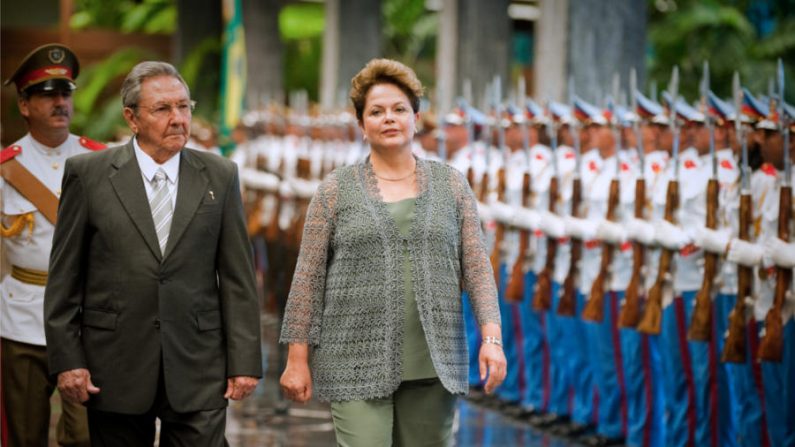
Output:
[{"xmin": 386, "ymin": 197, "xmax": 437, "ymax": 381}]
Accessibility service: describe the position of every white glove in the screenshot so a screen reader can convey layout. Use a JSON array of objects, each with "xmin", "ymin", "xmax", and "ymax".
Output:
[
  {"xmin": 654, "ymin": 220, "xmax": 691, "ymax": 250},
  {"xmin": 477, "ymin": 202, "xmax": 493, "ymax": 222},
  {"xmin": 726, "ymin": 238, "xmax": 764, "ymax": 267},
  {"xmin": 539, "ymin": 210, "xmax": 566, "ymax": 238},
  {"xmin": 489, "ymin": 201, "xmax": 516, "ymax": 225},
  {"xmin": 564, "ymin": 216, "xmax": 598, "ymax": 240},
  {"xmin": 626, "ymin": 217, "xmax": 656, "ymax": 244},
  {"xmin": 596, "ymin": 219, "xmax": 627, "ymax": 244},
  {"xmin": 289, "ymin": 178, "xmax": 320, "ymax": 199},
  {"xmin": 764, "ymin": 237, "xmax": 795, "ymax": 268},
  {"xmin": 695, "ymin": 227, "xmax": 732, "ymax": 255},
  {"xmin": 514, "ymin": 207, "xmax": 540, "ymax": 230}
]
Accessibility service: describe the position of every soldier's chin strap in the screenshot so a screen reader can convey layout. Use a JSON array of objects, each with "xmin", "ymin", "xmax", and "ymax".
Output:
[{"xmin": 1, "ymin": 158, "xmax": 59, "ymax": 224}]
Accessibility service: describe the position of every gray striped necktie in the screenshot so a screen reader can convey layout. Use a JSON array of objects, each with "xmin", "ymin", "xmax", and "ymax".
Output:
[{"xmin": 149, "ymin": 168, "xmax": 173, "ymax": 255}]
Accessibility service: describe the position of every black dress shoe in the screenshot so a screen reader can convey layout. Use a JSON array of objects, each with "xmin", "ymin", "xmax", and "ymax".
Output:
[
  {"xmin": 499, "ymin": 401, "xmax": 523, "ymax": 417},
  {"xmin": 550, "ymin": 422, "xmax": 594, "ymax": 438},
  {"xmin": 528, "ymin": 413, "xmax": 570, "ymax": 429},
  {"xmin": 516, "ymin": 407, "xmax": 544, "ymax": 420},
  {"xmin": 579, "ymin": 434, "xmax": 626, "ymax": 446}
]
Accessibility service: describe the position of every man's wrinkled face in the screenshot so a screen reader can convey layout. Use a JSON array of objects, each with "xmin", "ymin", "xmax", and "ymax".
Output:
[{"xmin": 124, "ymin": 75, "xmax": 191, "ymax": 160}]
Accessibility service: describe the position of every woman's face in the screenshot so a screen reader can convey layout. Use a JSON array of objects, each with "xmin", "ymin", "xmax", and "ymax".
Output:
[{"xmin": 360, "ymin": 83, "xmax": 418, "ymax": 152}]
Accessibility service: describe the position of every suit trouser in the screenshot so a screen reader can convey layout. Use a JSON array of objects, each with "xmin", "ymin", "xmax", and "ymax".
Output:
[
  {"xmin": 495, "ymin": 264, "xmax": 521, "ymax": 403},
  {"xmin": 620, "ymin": 322, "xmax": 664, "ymax": 447},
  {"xmin": 86, "ymin": 364, "xmax": 227, "ymax": 447},
  {"xmin": 716, "ymin": 293, "xmax": 764, "ymax": 447},
  {"xmin": 565, "ymin": 291, "xmax": 596, "ymax": 426},
  {"xmin": 517, "ymin": 271, "xmax": 549, "ymax": 411},
  {"xmin": 330, "ymin": 378, "xmax": 456, "ymax": 447},
  {"xmin": 760, "ymin": 319, "xmax": 795, "ymax": 447},
  {"xmin": 586, "ymin": 291, "xmax": 627, "ymax": 439},
  {"xmin": 1, "ymin": 337, "xmax": 90, "ymax": 447}
]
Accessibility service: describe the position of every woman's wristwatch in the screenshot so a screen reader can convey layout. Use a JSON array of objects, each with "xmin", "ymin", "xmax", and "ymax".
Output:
[{"xmin": 482, "ymin": 336, "xmax": 503, "ymax": 347}]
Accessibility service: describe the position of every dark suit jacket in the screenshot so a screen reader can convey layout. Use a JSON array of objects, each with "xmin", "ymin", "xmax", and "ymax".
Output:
[{"xmin": 44, "ymin": 142, "xmax": 262, "ymax": 414}]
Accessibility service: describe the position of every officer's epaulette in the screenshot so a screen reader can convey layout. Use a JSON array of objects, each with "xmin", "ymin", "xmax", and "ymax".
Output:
[
  {"xmin": 79, "ymin": 136, "xmax": 107, "ymax": 151},
  {"xmin": 0, "ymin": 144, "xmax": 22, "ymax": 164},
  {"xmin": 761, "ymin": 163, "xmax": 777, "ymax": 177}
]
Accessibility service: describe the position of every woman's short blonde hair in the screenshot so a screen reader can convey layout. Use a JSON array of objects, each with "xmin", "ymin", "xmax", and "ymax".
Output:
[{"xmin": 350, "ymin": 58, "xmax": 424, "ymax": 123}]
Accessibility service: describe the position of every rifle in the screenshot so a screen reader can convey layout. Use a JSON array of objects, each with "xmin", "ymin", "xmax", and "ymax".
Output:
[
  {"xmin": 506, "ymin": 81, "xmax": 533, "ymax": 302},
  {"xmin": 722, "ymin": 73, "xmax": 753, "ymax": 363},
  {"xmin": 490, "ymin": 168, "xmax": 507, "ymax": 285},
  {"xmin": 689, "ymin": 61, "xmax": 718, "ymax": 341},
  {"xmin": 619, "ymin": 69, "xmax": 646, "ymax": 328},
  {"xmin": 506, "ymin": 171, "xmax": 532, "ymax": 302},
  {"xmin": 584, "ymin": 77, "xmax": 622, "ymax": 322},
  {"xmin": 758, "ymin": 59, "xmax": 791, "ymax": 361},
  {"xmin": 533, "ymin": 108, "xmax": 560, "ymax": 311},
  {"xmin": 638, "ymin": 67, "xmax": 680, "ymax": 335},
  {"xmin": 558, "ymin": 79, "xmax": 583, "ymax": 317}
]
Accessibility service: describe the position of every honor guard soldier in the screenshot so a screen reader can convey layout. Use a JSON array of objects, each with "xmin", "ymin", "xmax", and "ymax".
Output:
[{"xmin": 1, "ymin": 44, "xmax": 106, "ymax": 446}]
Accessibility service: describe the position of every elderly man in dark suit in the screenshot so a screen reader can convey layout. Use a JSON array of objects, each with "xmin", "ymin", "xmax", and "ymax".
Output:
[{"xmin": 44, "ymin": 61, "xmax": 262, "ymax": 446}]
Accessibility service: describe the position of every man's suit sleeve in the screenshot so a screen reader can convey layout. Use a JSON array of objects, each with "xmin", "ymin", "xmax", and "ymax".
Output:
[
  {"xmin": 217, "ymin": 164, "xmax": 263, "ymax": 378},
  {"xmin": 44, "ymin": 158, "xmax": 89, "ymax": 374}
]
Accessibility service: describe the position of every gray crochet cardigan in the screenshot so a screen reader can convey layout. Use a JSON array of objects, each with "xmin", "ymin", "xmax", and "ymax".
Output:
[{"xmin": 280, "ymin": 157, "xmax": 501, "ymax": 402}]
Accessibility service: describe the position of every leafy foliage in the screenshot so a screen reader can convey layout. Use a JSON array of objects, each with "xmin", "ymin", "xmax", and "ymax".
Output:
[
  {"xmin": 382, "ymin": 0, "xmax": 437, "ymax": 86},
  {"xmin": 70, "ymin": 0, "xmax": 176, "ymax": 34},
  {"xmin": 648, "ymin": 0, "xmax": 795, "ymax": 102}
]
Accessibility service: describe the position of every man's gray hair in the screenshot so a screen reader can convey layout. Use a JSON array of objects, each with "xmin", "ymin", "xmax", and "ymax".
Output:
[{"xmin": 121, "ymin": 61, "xmax": 190, "ymax": 110}]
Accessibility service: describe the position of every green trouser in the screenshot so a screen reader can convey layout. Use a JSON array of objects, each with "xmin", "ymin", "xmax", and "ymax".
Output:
[
  {"xmin": 330, "ymin": 378, "xmax": 457, "ymax": 447},
  {"xmin": 1, "ymin": 337, "xmax": 90, "ymax": 447}
]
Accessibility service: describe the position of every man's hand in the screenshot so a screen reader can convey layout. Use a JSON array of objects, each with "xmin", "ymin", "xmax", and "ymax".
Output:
[
  {"xmin": 224, "ymin": 376, "xmax": 259, "ymax": 400},
  {"xmin": 57, "ymin": 368, "xmax": 100, "ymax": 403},
  {"xmin": 280, "ymin": 360, "xmax": 313, "ymax": 403}
]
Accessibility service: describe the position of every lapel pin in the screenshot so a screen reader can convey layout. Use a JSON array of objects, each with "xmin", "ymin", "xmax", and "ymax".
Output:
[{"xmin": 209, "ymin": 190, "xmax": 215, "ymax": 200}]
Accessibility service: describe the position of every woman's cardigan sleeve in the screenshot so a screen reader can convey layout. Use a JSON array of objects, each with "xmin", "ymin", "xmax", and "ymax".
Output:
[{"xmin": 279, "ymin": 173, "xmax": 338, "ymax": 345}]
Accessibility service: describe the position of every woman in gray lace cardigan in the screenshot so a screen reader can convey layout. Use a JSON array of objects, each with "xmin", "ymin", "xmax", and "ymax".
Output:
[{"xmin": 279, "ymin": 58, "xmax": 506, "ymax": 446}]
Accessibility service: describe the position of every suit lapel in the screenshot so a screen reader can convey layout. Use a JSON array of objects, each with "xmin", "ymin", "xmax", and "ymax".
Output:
[
  {"xmin": 109, "ymin": 142, "xmax": 163, "ymax": 261},
  {"xmin": 163, "ymin": 149, "xmax": 207, "ymax": 259}
]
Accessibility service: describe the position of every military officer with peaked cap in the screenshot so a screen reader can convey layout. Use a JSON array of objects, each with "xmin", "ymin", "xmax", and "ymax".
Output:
[{"xmin": 1, "ymin": 43, "xmax": 106, "ymax": 447}]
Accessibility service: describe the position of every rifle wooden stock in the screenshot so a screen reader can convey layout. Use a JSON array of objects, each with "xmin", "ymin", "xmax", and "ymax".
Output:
[
  {"xmin": 583, "ymin": 178, "xmax": 621, "ymax": 322},
  {"xmin": 506, "ymin": 173, "xmax": 532, "ymax": 302},
  {"xmin": 264, "ymin": 160, "xmax": 285, "ymax": 242},
  {"xmin": 558, "ymin": 177, "xmax": 583, "ymax": 316},
  {"xmin": 638, "ymin": 180, "xmax": 679, "ymax": 335},
  {"xmin": 619, "ymin": 178, "xmax": 646, "ymax": 328},
  {"xmin": 489, "ymin": 169, "xmax": 507, "ymax": 284},
  {"xmin": 532, "ymin": 176, "xmax": 559, "ymax": 311},
  {"xmin": 689, "ymin": 178, "xmax": 719, "ymax": 341},
  {"xmin": 722, "ymin": 193, "xmax": 753, "ymax": 363},
  {"xmin": 758, "ymin": 185, "xmax": 792, "ymax": 361},
  {"xmin": 288, "ymin": 158, "xmax": 313, "ymax": 248}
]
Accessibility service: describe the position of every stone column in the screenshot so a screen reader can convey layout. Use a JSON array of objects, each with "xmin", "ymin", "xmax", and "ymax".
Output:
[
  {"xmin": 243, "ymin": 0, "xmax": 283, "ymax": 108},
  {"xmin": 533, "ymin": 0, "xmax": 568, "ymax": 102},
  {"xmin": 175, "ymin": 0, "xmax": 222, "ymax": 109},
  {"xmin": 456, "ymin": 0, "xmax": 510, "ymax": 106},
  {"xmin": 435, "ymin": 0, "xmax": 458, "ymax": 113},
  {"xmin": 320, "ymin": 0, "xmax": 382, "ymax": 109}
]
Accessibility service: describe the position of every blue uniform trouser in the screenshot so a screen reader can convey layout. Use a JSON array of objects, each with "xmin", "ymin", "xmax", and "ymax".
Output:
[
  {"xmin": 716, "ymin": 293, "xmax": 765, "ymax": 447},
  {"xmin": 495, "ymin": 264, "xmax": 521, "ymax": 403},
  {"xmin": 760, "ymin": 319, "xmax": 795, "ymax": 447},
  {"xmin": 517, "ymin": 271, "xmax": 548, "ymax": 411},
  {"xmin": 560, "ymin": 291, "xmax": 595, "ymax": 425},
  {"xmin": 462, "ymin": 290, "xmax": 482, "ymax": 387},
  {"xmin": 586, "ymin": 291, "xmax": 627, "ymax": 439},
  {"xmin": 660, "ymin": 290, "xmax": 723, "ymax": 447},
  {"xmin": 545, "ymin": 281, "xmax": 570, "ymax": 416},
  {"xmin": 621, "ymin": 323, "xmax": 664, "ymax": 447}
]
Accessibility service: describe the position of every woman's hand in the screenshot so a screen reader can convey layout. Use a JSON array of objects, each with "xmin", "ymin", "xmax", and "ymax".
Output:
[
  {"xmin": 280, "ymin": 343, "xmax": 313, "ymax": 403},
  {"xmin": 478, "ymin": 332, "xmax": 507, "ymax": 394}
]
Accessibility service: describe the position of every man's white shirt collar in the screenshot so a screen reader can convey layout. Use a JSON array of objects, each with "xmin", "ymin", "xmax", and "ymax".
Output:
[{"xmin": 133, "ymin": 137, "xmax": 180, "ymax": 184}]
